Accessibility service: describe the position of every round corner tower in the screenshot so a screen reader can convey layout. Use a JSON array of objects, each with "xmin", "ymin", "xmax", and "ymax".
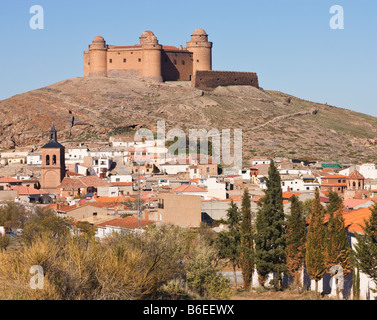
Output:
[
  {"xmin": 140, "ymin": 31, "xmax": 163, "ymax": 83},
  {"xmin": 187, "ymin": 28, "xmax": 212, "ymax": 75},
  {"xmin": 88, "ymin": 36, "xmax": 108, "ymax": 77}
]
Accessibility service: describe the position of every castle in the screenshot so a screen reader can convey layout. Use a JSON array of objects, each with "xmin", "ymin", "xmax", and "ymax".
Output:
[{"xmin": 84, "ymin": 29, "xmax": 259, "ymax": 90}]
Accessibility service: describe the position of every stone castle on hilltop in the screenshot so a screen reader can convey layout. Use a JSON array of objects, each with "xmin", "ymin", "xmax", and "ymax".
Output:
[{"xmin": 84, "ymin": 28, "xmax": 259, "ymax": 90}]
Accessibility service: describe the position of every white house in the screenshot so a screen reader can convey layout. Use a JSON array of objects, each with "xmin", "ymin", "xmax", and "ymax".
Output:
[
  {"xmin": 197, "ymin": 178, "xmax": 226, "ymax": 200},
  {"xmin": 160, "ymin": 163, "xmax": 189, "ymax": 175},
  {"xmin": 340, "ymin": 163, "xmax": 377, "ymax": 180},
  {"xmin": 27, "ymin": 154, "xmax": 42, "ymax": 166},
  {"xmin": 110, "ymin": 174, "xmax": 132, "ymax": 183}
]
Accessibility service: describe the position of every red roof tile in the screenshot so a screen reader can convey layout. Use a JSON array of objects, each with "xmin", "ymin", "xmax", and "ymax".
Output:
[
  {"xmin": 97, "ymin": 217, "xmax": 154, "ymax": 229},
  {"xmin": 11, "ymin": 186, "xmax": 49, "ymax": 195},
  {"xmin": 172, "ymin": 185, "xmax": 207, "ymax": 193},
  {"xmin": 0, "ymin": 176, "xmax": 22, "ymax": 183}
]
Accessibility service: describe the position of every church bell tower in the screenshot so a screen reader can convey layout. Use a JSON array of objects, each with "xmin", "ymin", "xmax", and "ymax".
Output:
[{"xmin": 40, "ymin": 123, "xmax": 66, "ymax": 194}]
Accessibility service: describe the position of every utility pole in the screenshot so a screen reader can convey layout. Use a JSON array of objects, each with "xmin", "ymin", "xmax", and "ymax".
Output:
[{"xmin": 137, "ymin": 162, "xmax": 142, "ymax": 230}]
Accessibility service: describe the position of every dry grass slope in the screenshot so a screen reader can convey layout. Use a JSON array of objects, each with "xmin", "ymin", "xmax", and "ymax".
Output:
[{"xmin": 0, "ymin": 77, "xmax": 376, "ymax": 163}]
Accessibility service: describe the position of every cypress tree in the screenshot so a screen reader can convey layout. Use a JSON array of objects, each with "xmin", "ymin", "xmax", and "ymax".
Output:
[
  {"xmin": 286, "ymin": 195, "xmax": 306, "ymax": 292},
  {"xmin": 353, "ymin": 202, "xmax": 377, "ymax": 289},
  {"xmin": 352, "ymin": 267, "xmax": 360, "ymax": 300},
  {"xmin": 216, "ymin": 201, "xmax": 241, "ymax": 288},
  {"xmin": 255, "ymin": 160, "xmax": 286, "ymax": 289},
  {"xmin": 305, "ymin": 189, "xmax": 327, "ymax": 296},
  {"xmin": 239, "ymin": 189, "xmax": 254, "ymax": 290},
  {"xmin": 326, "ymin": 191, "xmax": 352, "ymax": 298}
]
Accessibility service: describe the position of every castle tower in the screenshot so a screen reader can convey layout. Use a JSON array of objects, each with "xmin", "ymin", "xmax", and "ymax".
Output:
[
  {"xmin": 186, "ymin": 28, "xmax": 213, "ymax": 76},
  {"xmin": 140, "ymin": 31, "xmax": 163, "ymax": 83},
  {"xmin": 347, "ymin": 170, "xmax": 365, "ymax": 191},
  {"xmin": 88, "ymin": 36, "xmax": 108, "ymax": 77},
  {"xmin": 40, "ymin": 124, "xmax": 66, "ymax": 194}
]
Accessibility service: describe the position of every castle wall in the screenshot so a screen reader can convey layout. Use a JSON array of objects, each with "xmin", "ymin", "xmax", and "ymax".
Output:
[
  {"xmin": 107, "ymin": 48, "xmax": 143, "ymax": 79},
  {"xmin": 84, "ymin": 51, "xmax": 90, "ymax": 77},
  {"xmin": 193, "ymin": 70, "xmax": 259, "ymax": 90},
  {"xmin": 161, "ymin": 50, "xmax": 193, "ymax": 81}
]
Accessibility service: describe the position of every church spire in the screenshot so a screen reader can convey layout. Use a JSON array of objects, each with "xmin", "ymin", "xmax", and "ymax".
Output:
[{"xmin": 49, "ymin": 123, "xmax": 57, "ymax": 141}]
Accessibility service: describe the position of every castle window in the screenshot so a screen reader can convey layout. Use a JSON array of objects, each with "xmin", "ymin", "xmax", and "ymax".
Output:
[
  {"xmin": 174, "ymin": 59, "xmax": 177, "ymax": 65},
  {"xmin": 182, "ymin": 60, "xmax": 185, "ymax": 65},
  {"xmin": 109, "ymin": 59, "xmax": 112, "ymax": 63},
  {"xmin": 131, "ymin": 52, "xmax": 133, "ymax": 54},
  {"xmin": 197, "ymin": 59, "xmax": 199, "ymax": 63},
  {"xmin": 123, "ymin": 58, "xmax": 127, "ymax": 63},
  {"xmin": 138, "ymin": 58, "xmax": 141, "ymax": 62},
  {"xmin": 46, "ymin": 155, "xmax": 50, "ymax": 166},
  {"xmin": 53, "ymin": 155, "xmax": 57, "ymax": 165}
]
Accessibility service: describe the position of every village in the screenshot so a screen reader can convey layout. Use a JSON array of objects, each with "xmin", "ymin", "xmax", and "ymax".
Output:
[
  {"xmin": 0, "ymin": 123, "xmax": 376, "ymax": 300},
  {"xmin": 0, "ymin": 125, "xmax": 375, "ymax": 240}
]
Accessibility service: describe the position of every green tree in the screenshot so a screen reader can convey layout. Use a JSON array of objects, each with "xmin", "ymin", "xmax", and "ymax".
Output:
[
  {"xmin": 0, "ymin": 202, "xmax": 28, "ymax": 231},
  {"xmin": 326, "ymin": 191, "xmax": 352, "ymax": 298},
  {"xmin": 286, "ymin": 195, "xmax": 306, "ymax": 292},
  {"xmin": 305, "ymin": 189, "xmax": 327, "ymax": 296},
  {"xmin": 255, "ymin": 160, "xmax": 286, "ymax": 289},
  {"xmin": 216, "ymin": 201, "xmax": 241, "ymax": 288},
  {"xmin": 239, "ymin": 189, "xmax": 254, "ymax": 290},
  {"xmin": 0, "ymin": 235, "xmax": 10, "ymax": 252},
  {"xmin": 22, "ymin": 207, "xmax": 72, "ymax": 245},
  {"xmin": 353, "ymin": 203, "xmax": 377, "ymax": 290},
  {"xmin": 352, "ymin": 267, "xmax": 360, "ymax": 300},
  {"xmin": 186, "ymin": 234, "xmax": 231, "ymax": 299}
]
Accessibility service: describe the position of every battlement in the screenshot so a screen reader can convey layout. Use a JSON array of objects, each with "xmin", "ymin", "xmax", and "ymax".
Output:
[{"xmin": 193, "ymin": 70, "xmax": 259, "ymax": 90}]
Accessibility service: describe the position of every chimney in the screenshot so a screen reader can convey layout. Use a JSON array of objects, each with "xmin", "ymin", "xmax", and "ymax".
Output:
[{"xmin": 144, "ymin": 209, "xmax": 149, "ymax": 221}]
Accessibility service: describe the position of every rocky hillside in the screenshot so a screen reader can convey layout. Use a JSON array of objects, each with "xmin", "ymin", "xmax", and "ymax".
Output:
[{"xmin": 0, "ymin": 77, "xmax": 376, "ymax": 164}]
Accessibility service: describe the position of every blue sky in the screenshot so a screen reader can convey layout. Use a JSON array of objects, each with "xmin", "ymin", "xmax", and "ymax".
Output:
[{"xmin": 0, "ymin": 0, "xmax": 376, "ymax": 116}]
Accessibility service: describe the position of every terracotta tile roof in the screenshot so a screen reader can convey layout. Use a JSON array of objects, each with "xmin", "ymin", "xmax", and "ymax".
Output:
[
  {"xmin": 348, "ymin": 170, "xmax": 365, "ymax": 180},
  {"xmin": 11, "ymin": 186, "xmax": 49, "ymax": 195},
  {"xmin": 0, "ymin": 176, "xmax": 22, "ymax": 183},
  {"xmin": 95, "ymin": 196, "xmax": 135, "ymax": 203},
  {"xmin": 96, "ymin": 217, "xmax": 154, "ymax": 229},
  {"xmin": 110, "ymin": 182, "xmax": 133, "ymax": 186},
  {"xmin": 66, "ymin": 171, "xmax": 85, "ymax": 177},
  {"xmin": 58, "ymin": 176, "xmax": 111, "ymax": 189},
  {"xmin": 342, "ymin": 207, "xmax": 373, "ymax": 234},
  {"xmin": 321, "ymin": 175, "xmax": 348, "ymax": 179},
  {"xmin": 282, "ymin": 192, "xmax": 303, "ymax": 199},
  {"xmin": 172, "ymin": 184, "xmax": 207, "ymax": 193},
  {"xmin": 344, "ymin": 198, "xmax": 372, "ymax": 209}
]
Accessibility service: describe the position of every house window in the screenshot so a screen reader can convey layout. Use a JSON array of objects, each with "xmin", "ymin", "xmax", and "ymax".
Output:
[
  {"xmin": 182, "ymin": 60, "xmax": 185, "ymax": 65},
  {"xmin": 116, "ymin": 178, "xmax": 120, "ymax": 182},
  {"xmin": 138, "ymin": 58, "xmax": 141, "ymax": 62},
  {"xmin": 93, "ymin": 212, "xmax": 97, "ymax": 216},
  {"xmin": 109, "ymin": 59, "xmax": 112, "ymax": 63},
  {"xmin": 174, "ymin": 59, "xmax": 177, "ymax": 65}
]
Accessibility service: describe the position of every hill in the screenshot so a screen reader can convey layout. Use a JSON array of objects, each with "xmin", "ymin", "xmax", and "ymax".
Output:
[{"xmin": 0, "ymin": 77, "xmax": 376, "ymax": 164}]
